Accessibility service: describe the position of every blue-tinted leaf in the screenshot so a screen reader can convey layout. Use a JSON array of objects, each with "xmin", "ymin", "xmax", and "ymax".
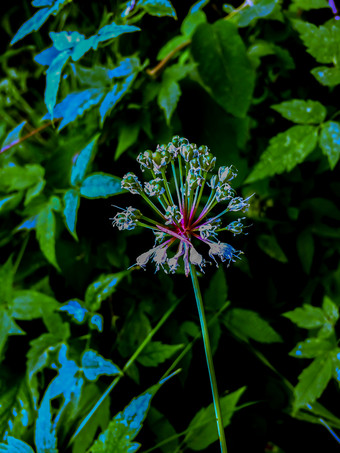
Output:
[
  {"xmin": 89, "ymin": 382, "xmax": 165, "ymax": 452},
  {"xmin": 191, "ymin": 20, "xmax": 255, "ymax": 117},
  {"xmin": 11, "ymin": 0, "xmax": 70, "ymax": 45},
  {"xmin": 70, "ymin": 36, "xmax": 97, "ymax": 61},
  {"xmin": 294, "ymin": 355, "xmax": 333, "ymax": 411},
  {"xmin": 319, "ymin": 121, "xmax": 340, "ymax": 169},
  {"xmin": 50, "ymin": 30, "xmax": 85, "ymax": 51},
  {"xmin": 0, "ymin": 436, "xmax": 35, "ymax": 453},
  {"xmin": 60, "ymin": 300, "xmax": 88, "ymax": 323},
  {"xmin": 82, "ymin": 350, "xmax": 121, "ymax": 381},
  {"xmin": 63, "ymin": 189, "xmax": 80, "ymax": 239},
  {"xmin": 0, "ymin": 122, "xmax": 26, "ymax": 153},
  {"xmin": 80, "ymin": 173, "xmax": 124, "ymax": 199},
  {"xmin": 96, "ymin": 22, "xmax": 140, "ymax": 42},
  {"xmin": 190, "ymin": 0, "xmax": 209, "ymax": 13},
  {"xmin": 11, "ymin": 8, "xmax": 52, "ymax": 45},
  {"xmin": 311, "ymin": 66, "xmax": 340, "ymax": 87},
  {"xmin": 43, "ymin": 89, "xmax": 104, "ymax": 129},
  {"xmin": 99, "ymin": 73, "xmax": 136, "ymax": 122},
  {"xmin": 16, "ymin": 216, "xmax": 38, "ymax": 232},
  {"xmin": 271, "ymin": 99, "xmax": 327, "ymax": 124},
  {"xmin": 35, "ymin": 395, "xmax": 58, "ymax": 453},
  {"xmin": 185, "ymin": 387, "xmax": 246, "ymax": 450},
  {"xmin": 108, "ymin": 57, "xmax": 140, "ymax": 78},
  {"xmin": 138, "ymin": 0, "xmax": 177, "ymax": 18},
  {"xmin": 290, "ymin": 338, "xmax": 333, "ymax": 359},
  {"xmin": 25, "ymin": 180, "xmax": 45, "ymax": 206},
  {"xmin": 85, "ymin": 272, "xmax": 127, "ymax": 311},
  {"xmin": 158, "ymin": 79, "xmax": 181, "ymax": 124},
  {"xmin": 71, "ymin": 137, "xmax": 99, "ymax": 186},
  {"xmin": 137, "ymin": 341, "xmax": 183, "ymax": 367},
  {"xmin": 0, "ymin": 193, "xmax": 23, "ymax": 214},
  {"xmin": 36, "ymin": 198, "xmax": 60, "ymax": 270},
  {"xmin": 245, "ymin": 125, "xmax": 319, "ymax": 183},
  {"xmin": 34, "ymin": 46, "xmax": 60, "ymax": 66},
  {"xmin": 231, "ymin": 0, "xmax": 279, "ymax": 27},
  {"xmin": 11, "ymin": 290, "xmax": 59, "ymax": 320},
  {"xmin": 45, "ymin": 51, "xmax": 70, "ymax": 117},
  {"xmin": 89, "ymin": 314, "xmax": 103, "ymax": 332},
  {"xmin": 224, "ymin": 309, "xmax": 282, "ymax": 343}
]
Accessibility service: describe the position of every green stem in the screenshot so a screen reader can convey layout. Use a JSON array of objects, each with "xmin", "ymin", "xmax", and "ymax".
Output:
[{"xmin": 190, "ymin": 264, "xmax": 228, "ymax": 453}]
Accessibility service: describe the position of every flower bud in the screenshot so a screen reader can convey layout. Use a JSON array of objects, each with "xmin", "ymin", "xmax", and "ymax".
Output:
[
  {"xmin": 144, "ymin": 178, "xmax": 165, "ymax": 197},
  {"xmin": 218, "ymin": 165, "xmax": 238, "ymax": 183},
  {"xmin": 121, "ymin": 172, "xmax": 143, "ymax": 194},
  {"xmin": 172, "ymin": 135, "xmax": 181, "ymax": 147},
  {"xmin": 180, "ymin": 144, "xmax": 195, "ymax": 162},
  {"xmin": 112, "ymin": 207, "xmax": 141, "ymax": 231},
  {"xmin": 216, "ymin": 183, "xmax": 235, "ymax": 202},
  {"xmin": 227, "ymin": 197, "xmax": 250, "ymax": 212},
  {"xmin": 226, "ymin": 218, "xmax": 245, "ymax": 235},
  {"xmin": 164, "ymin": 205, "xmax": 183, "ymax": 225},
  {"xmin": 137, "ymin": 150, "xmax": 153, "ymax": 171}
]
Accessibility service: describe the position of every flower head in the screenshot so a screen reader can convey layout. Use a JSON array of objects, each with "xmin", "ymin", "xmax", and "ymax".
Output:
[{"xmin": 113, "ymin": 136, "xmax": 252, "ymax": 276}]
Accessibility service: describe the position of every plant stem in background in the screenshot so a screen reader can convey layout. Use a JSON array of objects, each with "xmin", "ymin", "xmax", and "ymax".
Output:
[{"xmin": 190, "ymin": 263, "xmax": 228, "ymax": 453}]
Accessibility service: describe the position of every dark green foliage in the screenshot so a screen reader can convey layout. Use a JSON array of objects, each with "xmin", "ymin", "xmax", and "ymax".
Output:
[{"xmin": 2, "ymin": 0, "xmax": 340, "ymax": 451}]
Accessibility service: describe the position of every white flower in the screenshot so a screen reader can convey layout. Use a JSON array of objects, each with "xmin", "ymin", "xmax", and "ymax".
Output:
[{"xmin": 189, "ymin": 246, "xmax": 206, "ymax": 273}]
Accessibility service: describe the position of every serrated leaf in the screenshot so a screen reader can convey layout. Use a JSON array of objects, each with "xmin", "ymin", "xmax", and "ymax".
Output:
[
  {"xmin": 0, "ymin": 437, "xmax": 35, "ymax": 453},
  {"xmin": 322, "ymin": 296, "xmax": 339, "ymax": 324},
  {"xmin": 138, "ymin": 0, "xmax": 177, "ymax": 18},
  {"xmin": 292, "ymin": 20, "xmax": 340, "ymax": 64},
  {"xmin": 184, "ymin": 387, "xmax": 246, "ymax": 451},
  {"xmin": 43, "ymin": 89, "xmax": 104, "ymax": 130},
  {"xmin": 294, "ymin": 355, "xmax": 333, "ymax": 411},
  {"xmin": 290, "ymin": 338, "xmax": 333, "ymax": 359},
  {"xmin": 231, "ymin": 0, "xmax": 279, "ymax": 27},
  {"xmin": 45, "ymin": 50, "xmax": 70, "ymax": 117},
  {"xmin": 0, "ymin": 122, "xmax": 26, "ymax": 153},
  {"xmin": 85, "ymin": 272, "xmax": 127, "ymax": 311},
  {"xmin": 271, "ymin": 99, "xmax": 326, "ymax": 124},
  {"xmin": 297, "ymin": 231, "xmax": 314, "ymax": 274},
  {"xmin": 80, "ymin": 173, "xmax": 124, "ymax": 199},
  {"xmin": 137, "ymin": 341, "xmax": 183, "ymax": 367},
  {"xmin": 36, "ymin": 199, "xmax": 60, "ymax": 270},
  {"xmin": 223, "ymin": 308, "xmax": 282, "ymax": 343},
  {"xmin": 60, "ymin": 300, "xmax": 88, "ymax": 323},
  {"xmin": 11, "ymin": 290, "xmax": 59, "ymax": 320},
  {"xmin": 191, "ymin": 20, "xmax": 255, "ymax": 118},
  {"xmin": 11, "ymin": 0, "xmax": 70, "ymax": 45},
  {"xmin": 115, "ymin": 123, "xmax": 140, "ymax": 160},
  {"xmin": 158, "ymin": 79, "xmax": 181, "ymax": 124},
  {"xmin": 89, "ymin": 380, "xmax": 168, "ymax": 453},
  {"xmin": 283, "ymin": 304, "xmax": 326, "ymax": 329},
  {"xmin": 81, "ymin": 350, "xmax": 121, "ymax": 381},
  {"xmin": 245, "ymin": 125, "xmax": 318, "ymax": 183},
  {"xmin": 319, "ymin": 121, "xmax": 340, "ymax": 169},
  {"xmin": 311, "ymin": 66, "xmax": 340, "ymax": 87},
  {"xmin": 63, "ymin": 189, "xmax": 80, "ymax": 239}
]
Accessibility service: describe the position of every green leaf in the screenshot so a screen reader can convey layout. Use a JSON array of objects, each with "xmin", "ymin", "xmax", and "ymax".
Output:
[
  {"xmin": 322, "ymin": 296, "xmax": 339, "ymax": 324},
  {"xmin": 271, "ymin": 99, "xmax": 327, "ymax": 124},
  {"xmin": 158, "ymin": 79, "xmax": 181, "ymax": 124},
  {"xmin": 191, "ymin": 20, "xmax": 255, "ymax": 117},
  {"xmin": 138, "ymin": 0, "xmax": 177, "ymax": 18},
  {"xmin": 10, "ymin": 0, "xmax": 70, "ymax": 45},
  {"xmin": 0, "ymin": 311, "xmax": 13, "ymax": 360},
  {"xmin": 283, "ymin": 304, "xmax": 326, "ymax": 329},
  {"xmin": 294, "ymin": 355, "xmax": 333, "ymax": 411},
  {"xmin": 0, "ymin": 256, "xmax": 15, "ymax": 306},
  {"xmin": 0, "ymin": 193, "xmax": 23, "ymax": 214},
  {"xmin": 147, "ymin": 407, "xmax": 179, "ymax": 453},
  {"xmin": 297, "ymin": 231, "xmax": 314, "ymax": 274},
  {"xmin": 311, "ymin": 66, "xmax": 340, "ymax": 87},
  {"xmin": 115, "ymin": 123, "xmax": 140, "ymax": 160},
  {"xmin": 71, "ymin": 136, "xmax": 99, "ymax": 186},
  {"xmin": 137, "ymin": 341, "xmax": 183, "ymax": 367},
  {"xmin": 0, "ymin": 436, "xmax": 35, "ymax": 453},
  {"xmin": 63, "ymin": 189, "xmax": 80, "ymax": 240},
  {"xmin": 292, "ymin": 20, "xmax": 340, "ymax": 64},
  {"xmin": 230, "ymin": 0, "xmax": 279, "ymax": 28},
  {"xmin": 184, "ymin": 387, "xmax": 246, "ymax": 451},
  {"xmin": 204, "ymin": 267, "xmax": 228, "ymax": 311},
  {"xmin": 181, "ymin": 10, "xmax": 206, "ymax": 37},
  {"xmin": 319, "ymin": 121, "xmax": 340, "ymax": 169},
  {"xmin": 80, "ymin": 173, "xmax": 124, "ymax": 199},
  {"xmin": 45, "ymin": 50, "xmax": 70, "ymax": 117},
  {"xmin": 257, "ymin": 234, "xmax": 288, "ymax": 262},
  {"xmin": 157, "ymin": 35, "xmax": 190, "ymax": 60},
  {"xmin": 89, "ymin": 379, "xmax": 170, "ymax": 453},
  {"xmin": 245, "ymin": 125, "xmax": 319, "ymax": 183},
  {"xmin": 81, "ymin": 350, "xmax": 121, "ymax": 381},
  {"xmin": 0, "ymin": 164, "xmax": 44, "ymax": 192},
  {"xmin": 85, "ymin": 272, "xmax": 127, "ymax": 311},
  {"xmin": 36, "ymin": 198, "xmax": 60, "ymax": 270},
  {"xmin": 290, "ymin": 0, "xmax": 329, "ymax": 10},
  {"xmin": 223, "ymin": 308, "xmax": 282, "ymax": 343},
  {"xmin": 11, "ymin": 290, "xmax": 59, "ymax": 320},
  {"xmin": 290, "ymin": 338, "xmax": 333, "ymax": 359}
]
